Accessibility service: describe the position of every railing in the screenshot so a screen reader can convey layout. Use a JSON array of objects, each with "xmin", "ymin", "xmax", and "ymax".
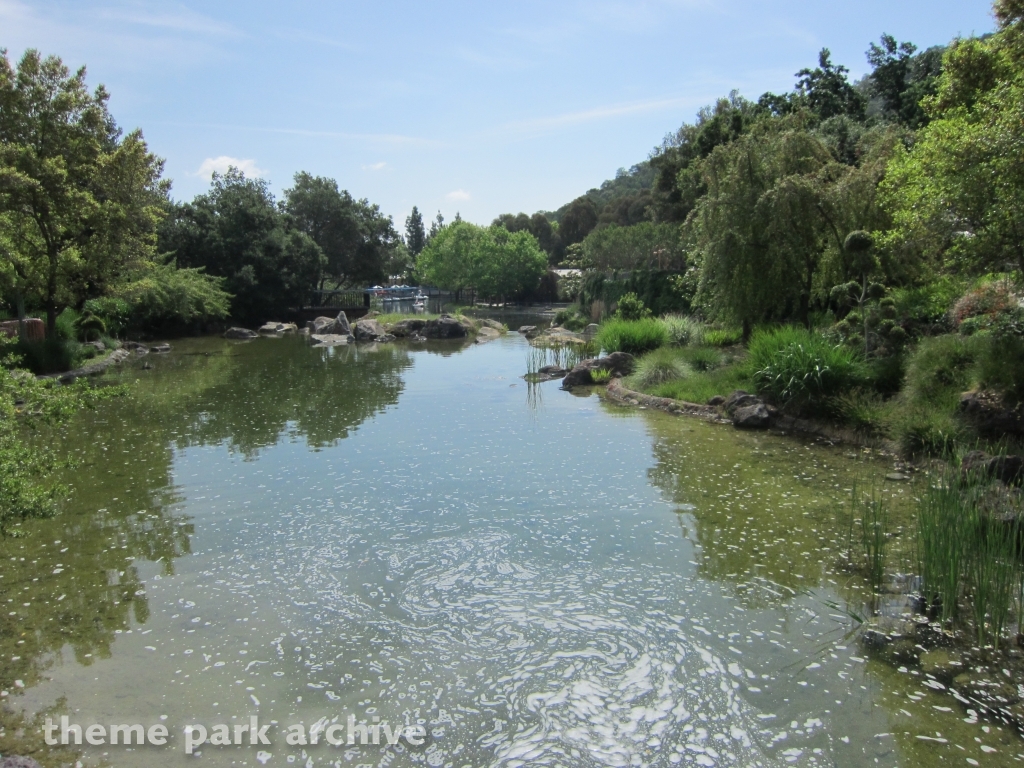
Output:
[{"xmin": 306, "ymin": 290, "xmax": 367, "ymax": 309}]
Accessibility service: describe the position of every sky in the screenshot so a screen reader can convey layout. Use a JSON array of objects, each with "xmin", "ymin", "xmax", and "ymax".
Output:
[{"xmin": 1, "ymin": 0, "xmax": 996, "ymax": 229}]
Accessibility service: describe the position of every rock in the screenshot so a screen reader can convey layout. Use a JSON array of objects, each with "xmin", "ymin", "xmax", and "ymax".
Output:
[
  {"xmin": 478, "ymin": 318, "xmax": 505, "ymax": 331},
  {"xmin": 309, "ymin": 316, "xmax": 335, "ymax": 334},
  {"xmin": 331, "ymin": 312, "xmax": 350, "ymax": 336},
  {"xmin": 723, "ymin": 390, "xmax": 762, "ymax": 415},
  {"xmin": 354, "ymin": 318, "xmax": 386, "ymax": 341},
  {"xmin": 539, "ymin": 365, "xmax": 568, "ymax": 376},
  {"xmin": 121, "ymin": 341, "xmax": 149, "ymax": 355},
  {"xmin": 518, "ymin": 325, "xmax": 537, "ymax": 334},
  {"xmin": 258, "ymin": 322, "xmax": 287, "ymax": 335},
  {"xmin": 475, "ymin": 326, "xmax": 501, "ymax": 343},
  {"xmin": 960, "ymin": 390, "xmax": 1024, "ymax": 436},
  {"xmin": 150, "ymin": 343, "xmax": 171, "ymax": 353},
  {"xmin": 224, "ymin": 327, "xmax": 258, "ymax": 340},
  {"xmin": 953, "ymin": 672, "xmax": 1021, "ymax": 708},
  {"xmin": 920, "ymin": 649, "xmax": 963, "ymax": 685},
  {"xmin": 309, "ymin": 312, "xmax": 350, "ymax": 336},
  {"xmin": 561, "ymin": 352, "xmax": 636, "ymax": 388},
  {"xmin": 422, "ymin": 315, "xmax": 467, "ymax": 339},
  {"xmin": 310, "ymin": 334, "xmax": 349, "ymax": 346},
  {"xmin": 962, "ymin": 450, "xmax": 1024, "ymax": 486},
  {"xmin": 732, "ymin": 403, "xmax": 770, "ymax": 429},
  {"xmin": 389, "ymin": 318, "xmax": 426, "ymax": 337},
  {"xmin": 84, "ymin": 340, "xmax": 105, "ymax": 352},
  {"xmin": 0, "ymin": 756, "xmax": 43, "ymax": 768},
  {"xmin": 707, "ymin": 395, "xmax": 726, "ymax": 406},
  {"xmin": 583, "ymin": 323, "xmax": 600, "ymax": 339}
]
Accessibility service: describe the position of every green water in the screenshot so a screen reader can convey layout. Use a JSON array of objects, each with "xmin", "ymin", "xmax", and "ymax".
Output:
[{"xmin": 2, "ymin": 333, "xmax": 1021, "ymax": 767}]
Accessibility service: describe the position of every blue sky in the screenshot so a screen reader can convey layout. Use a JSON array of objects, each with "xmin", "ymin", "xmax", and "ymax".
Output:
[{"xmin": 1, "ymin": 1, "xmax": 995, "ymax": 228}]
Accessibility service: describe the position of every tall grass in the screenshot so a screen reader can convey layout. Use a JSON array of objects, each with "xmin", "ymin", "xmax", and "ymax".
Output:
[
  {"xmin": 525, "ymin": 342, "xmax": 597, "ymax": 376},
  {"xmin": 629, "ymin": 348, "xmax": 689, "ymax": 390},
  {"xmin": 662, "ymin": 315, "xmax": 705, "ymax": 347},
  {"xmin": 595, "ymin": 318, "xmax": 668, "ymax": 355},
  {"xmin": 916, "ymin": 467, "xmax": 1024, "ymax": 648},
  {"xmin": 835, "ymin": 484, "xmax": 892, "ymax": 598},
  {"xmin": 749, "ymin": 326, "xmax": 863, "ymax": 411}
]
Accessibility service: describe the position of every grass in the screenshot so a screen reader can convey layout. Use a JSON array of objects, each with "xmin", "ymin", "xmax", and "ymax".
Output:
[
  {"xmin": 525, "ymin": 342, "xmax": 597, "ymax": 377},
  {"xmin": 595, "ymin": 317, "xmax": 668, "ymax": 355},
  {"xmin": 628, "ymin": 347, "xmax": 689, "ymax": 389},
  {"xmin": 649, "ymin": 360, "xmax": 753, "ymax": 404},
  {"xmin": 591, "ymin": 369, "xmax": 612, "ymax": 384},
  {"xmin": 704, "ymin": 328, "xmax": 743, "ymax": 347},
  {"xmin": 662, "ymin": 315, "xmax": 706, "ymax": 347},
  {"xmin": 749, "ymin": 326, "xmax": 864, "ymax": 412}
]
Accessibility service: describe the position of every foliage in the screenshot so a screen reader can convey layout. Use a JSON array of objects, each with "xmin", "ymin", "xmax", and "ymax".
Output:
[
  {"xmin": 647, "ymin": 359, "xmax": 753, "ymax": 404},
  {"xmin": 405, "ymin": 206, "xmax": 426, "ymax": 257},
  {"xmin": 613, "ymin": 292, "xmax": 651, "ymax": 321},
  {"xmin": 662, "ymin": 314, "xmax": 705, "ymax": 347},
  {"xmin": 553, "ymin": 307, "xmax": 588, "ymax": 331},
  {"xmin": 703, "ymin": 328, "xmax": 743, "ymax": 347},
  {"xmin": 949, "ymin": 280, "xmax": 1020, "ymax": 328},
  {"xmin": 595, "ymin": 318, "xmax": 668, "ymax": 355},
  {"xmin": 112, "ymin": 255, "xmax": 231, "ymax": 332},
  {"xmin": 581, "ymin": 223, "xmax": 684, "ymax": 272},
  {"xmin": 0, "ymin": 49, "xmax": 167, "ymax": 333},
  {"xmin": 590, "ymin": 368, "xmax": 612, "ymax": 384},
  {"xmin": 682, "ymin": 346, "xmax": 723, "ymax": 372},
  {"xmin": 749, "ymin": 326, "xmax": 864, "ymax": 410},
  {"xmin": 159, "ymin": 169, "xmax": 324, "ymax": 323},
  {"xmin": 0, "ymin": 367, "xmax": 123, "ymax": 534},
  {"xmin": 415, "ymin": 220, "xmax": 480, "ymax": 294},
  {"xmin": 82, "ymin": 297, "xmax": 131, "ymax": 337},
  {"xmin": 629, "ymin": 348, "xmax": 689, "ymax": 389},
  {"xmin": 578, "ymin": 270, "xmax": 692, "ymax": 318},
  {"xmin": 795, "ymin": 49, "xmax": 865, "ymax": 120}
]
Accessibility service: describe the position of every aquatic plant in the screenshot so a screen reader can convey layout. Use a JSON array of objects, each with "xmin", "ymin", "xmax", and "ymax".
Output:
[{"xmin": 590, "ymin": 369, "xmax": 612, "ymax": 384}]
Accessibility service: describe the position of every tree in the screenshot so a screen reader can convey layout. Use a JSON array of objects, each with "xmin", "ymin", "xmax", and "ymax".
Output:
[
  {"xmin": 559, "ymin": 196, "xmax": 599, "ymax": 246},
  {"xmin": 866, "ymin": 35, "xmax": 919, "ymax": 121},
  {"xmin": 159, "ymin": 169, "xmax": 324, "ymax": 322},
  {"xmin": 415, "ymin": 220, "xmax": 480, "ymax": 295},
  {"xmin": 427, "ymin": 211, "xmax": 445, "ymax": 243},
  {"xmin": 581, "ymin": 223, "xmax": 684, "ymax": 272},
  {"xmin": 795, "ymin": 49, "xmax": 865, "ymax": 120},
  {"xmin": 0, "ymin": 49, "xmax": 167, "ymax": 333},
  {"xmin": 283, "ymin": 172, "xmax": 398, "ymax": 287},
  {"xmin": 881, "ymin": 9, "xmax": 1024, "ymax": 278},
  {"xmin": 474, "ymin": 227, "xmax": 547, "ymax": 302},
  {"xmin": 405, "ymin": 206, "xmax": 426, "ymax": 256}
]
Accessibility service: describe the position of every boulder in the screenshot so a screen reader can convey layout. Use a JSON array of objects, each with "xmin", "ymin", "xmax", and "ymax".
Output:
[
  {"xmin": 479, "ymin": 318, "xmax": 505, "ymax": 331},
  {"xmin": 309, "ymin": 312, "xmax": 350, "ymax": 336},
  {"xmin": 150, "ymin": 343, "xmax": 171, "ymax": 354},
  {"xmin": 258, "ymin": 322, "xmax": 287, "ymax": 335},
  {"xmin": 723, "ymin": 390, "xmax": 762, "ymax": 415},
  {"xmin": 959, "ymin": 390, "xmax": 1024, "ymax": 436},
  {"xmin": 518, "ymin": 325, "xmax": 537, "ymax": 334},
  {"xmin": 84, "ymin": 340, "xmax": 105, "ymax": 353},
  {"xmin": 310, "ymin": 334, "xmax": 349, "ymax": 346},
  {"xmin": 354, "ymin": 318, "xmax": 386, "ymax": 341},
  {"xmin": 707, "ymin": 395, "xmax": 726, "ymax": 407},
  {"xmin": 121, "ymin": 340, "xmax": 149, "ymax": 355},
  {"xmin": 732, "ymin": 403, "xmax": 771, "ymax": 429},
  {"xmin": 224, "ymin": 327, "xmax": 259, "ymax": 340},
  {"xmin": 561, "ymin": 352, "xmax": 636, "ymax": 388},
  {"xmin": 583, "ymin": 323, "xmax": 600, "ymax": 339},
  {"xmin": 474, "ymin": 326, "xmax": 501, "ymax": 343},
  {"xmin": 389, "ymin": 318, "xmax": 427, "ymax": 337},
  {"xmin": 961, "ymin": 450, "xmax": 1024, "ymax": 486},
  {"xmin": 422, "ymin": 314, "xmax": 468, "ymax": 339}
]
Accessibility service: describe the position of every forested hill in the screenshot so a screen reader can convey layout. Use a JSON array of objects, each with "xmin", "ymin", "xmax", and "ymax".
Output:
[{"xmin": 492, "ymin": 34, "xmax": 949, "ymax": 265}]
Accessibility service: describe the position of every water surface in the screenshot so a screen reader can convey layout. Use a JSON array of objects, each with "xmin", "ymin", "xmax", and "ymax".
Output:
[{"xmin": 3, "ymin": 333, "xmax": 1021, "ymax": 767}]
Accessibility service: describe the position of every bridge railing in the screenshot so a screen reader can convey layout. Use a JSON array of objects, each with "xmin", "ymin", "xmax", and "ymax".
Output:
[{"xmin": 306, "ymin": 290, "xmax": 367, "ymax": 309}]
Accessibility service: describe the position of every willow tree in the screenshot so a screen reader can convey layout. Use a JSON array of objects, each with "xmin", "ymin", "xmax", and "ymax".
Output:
[
  {"xmin": 690, "ymin": 116, "xmax": 897, "ymax": 332},
  {"xmin": 0, "ymin": 50, "xmax": 167, "ymax": 332}
]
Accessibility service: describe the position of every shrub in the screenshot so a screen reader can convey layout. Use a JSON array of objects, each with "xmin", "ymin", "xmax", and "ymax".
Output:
[
  {"xmin": 75, "ymin": 311, "xmax": 106, "ymax": 341},
  {"xmin": 950, "ymin": 280, "xmax": 1019, "ymax": 327},
  {"xmin": 703, "ymin": 328, "xmax": 743, "ymax": 347},
  {"xmin": 662, "ymin": 314, "xmax": 705, "ymax": 347},
  {"xmin": 590, "ymin": 368, "xmax": 612, "ymax": 384},
  {"xmin": 114, "ymin": 257, "xmax": 231, "ymax": 332},
  {"xmin": 903, "ymin": 334, "xmax": 978, "ymax": 406},
  {"xmin": 553, "ymin": 307, "xmax": 588, "ymax": 331},
  {"xmin": 613, "ymin": 292, "xmax": 652, "ymax": 321},
  {"xmin": 681, "ymin": 346, "xmax": 722, "ymax": 372},
  {"xmin": 975, "ymin": 331, "xmax": 1024, "ymax": 404},
  {"xmin": 83, "ymin": 297, "xmax": 131, "ymax": 337},
  {"xmin": 630, "ymin": 348, "xmax": 689, "ymax": 390},
  {"xmin": 54, "ymin": 308, "xmax": 78, "ymax": 342},
  {"xmin": 595, "ymin": 318, "xmax": 668, "ymax": 355},
  {"xmin": 14, "ymin": 338, "xmax": 85, "ymax": 375},
  {"xmin": 749, "ymin": 326, "xmax": 864, "ymax": 410}
]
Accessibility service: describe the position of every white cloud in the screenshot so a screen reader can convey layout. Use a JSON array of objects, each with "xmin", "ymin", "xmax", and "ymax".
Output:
[
  {"xmin": 195, "ymin": 156, "xmax": 264, "ymax": 178},
  {"xmin": 362, "ymin": 162, "xmax": 387, "ymax": 171},
  {"xmin": 96, "ymin": 5, "xmax": 241, "ymax": 37},
  {"xmin": 446, "ymin": 189, "xmax": 471, "ymax": 202}
]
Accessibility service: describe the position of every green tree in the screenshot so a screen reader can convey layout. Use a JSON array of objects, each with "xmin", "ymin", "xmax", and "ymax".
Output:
[
  {"xmin": 405, "ymin": 206, "xmax": 426, "ymax": 256},
  {"xmin": 159, "ymin": 169, "xmax": 324, "ymax": 322},
  {"xmin": 415, "ymin": 220, "xmax": 480, "ymax": 295},
  {"xmin": 795, "ymin": 48, "xmax": 865, "ymax": 120},
  {"xmin": 474, "ymin": 227, "xmax": 547, "ymax": 302},
  {"xmin": 0, "ymin": 49, "xmax": 167, "ymax": 333},
  {"xmin": 559, "ymin": 196, "xmax": 599, "ymax": 246},
  {"xmin": 866, "ymin": 35, "xmax": 942, "ymax": 127},
  {"xmin": 581, "ymin": 222, "xmax": 684, "ymax": 272},
  {"xmin": 881, "ymin": 7, "xmax": 1024, "ymax": 277}
]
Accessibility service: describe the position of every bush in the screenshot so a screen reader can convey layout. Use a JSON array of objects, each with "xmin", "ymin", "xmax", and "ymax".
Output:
[
  {"xmin": 681, "ymin": 346, "xmax": 723, "ymax": 372},
  {"xmin": 613, "ymin": 292, "xmax": 652, "ymax": 321},
  {"xmin": 595, "ymin": 318, "xmax": 668, "ymax": 355},
  {"xmin": 903, "ymin": 334, "xmax": 978, "ymax": 407},
  {"xmin": 630, "ymin": 348, "xmax": 689, "ymax": 389},
  {"xmin": 749, "ymin": 326, "xmax": 864, "ymax": 410},
  {"xmin": 83, "ymin": 297, "xmax": 131, "ymax": 337},
  {"xmin": 591, "ymin": 369, "xmax": 612, "ymax": 384},
  {"xmin": 703, "ymin": 328, "xmax": 743, "ymax": 347},
  {"xmin": 553, "ymin": 307, "xmax": 588, "ymax": 331},
  {"xmin": 950, "ymin": 280, "xmax": 1019, "ymax": 327},
  {"xmin": 891, "ymin": 406, "xmax": 966, "ymax": 457},
  {"xmin": 114, "ymin": 257, "xmax": 231, "ymax": 332},
  {"xmin": 54, "ymin": 308, "xmax": 78, "ymax": 342},
  {"xmin": 14, "ymin": 338, "xmax": 85, "ymax": 375},
  {"xmin": 662, "ymin": 314, "xmax": 705, "ymax": 347},
  {"xmin": 975, "ymin": 331, "xmax": 1024, "ymax": 404}
]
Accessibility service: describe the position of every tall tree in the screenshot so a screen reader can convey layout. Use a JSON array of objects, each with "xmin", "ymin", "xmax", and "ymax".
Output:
[
  {"xmin": 559, "ymin": 197, "xmax": 599, "ymax": 246},
  {"xmin": 795, "ymin": 49, "xmax": 865, "ymax": 120},
  {"xmin": 474, "ymin": 227, "xmax": 547, "ymax": 302},
  {"xmin": 0, "ymin": 50, "xmax": 167, "ymax": 332},
  {"xmin": 283, "ymin": 173, "xmax": 361, "ymax": 288},
  {"xmin": 405, "ymin": 206, "xmax": 426, "ymax": 256},
  {"xmin": 866, "ymin": 35, "xmax": 919, "ymax": 122}
]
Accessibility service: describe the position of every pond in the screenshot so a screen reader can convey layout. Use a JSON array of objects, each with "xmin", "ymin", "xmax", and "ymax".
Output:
[{"xmin": 2, "ymin": 331, "xmax": 1021, "ymax": 767}]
